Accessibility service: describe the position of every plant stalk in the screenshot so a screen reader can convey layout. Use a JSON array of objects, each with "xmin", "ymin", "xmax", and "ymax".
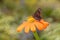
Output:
[{"xmin": 33, "ymin": 32, "xmax": 40, "ymax": 40}]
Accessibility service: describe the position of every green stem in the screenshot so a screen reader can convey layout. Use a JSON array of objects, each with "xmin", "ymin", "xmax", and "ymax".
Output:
[{"xmin": 33, "ymin": 32, "xmax": 40, "ymax": 40}]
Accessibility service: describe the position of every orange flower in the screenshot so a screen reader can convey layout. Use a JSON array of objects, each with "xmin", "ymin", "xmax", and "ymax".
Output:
[{"xmin": 17, "ymin": 16, "xmax": 49, "ymax": 33}]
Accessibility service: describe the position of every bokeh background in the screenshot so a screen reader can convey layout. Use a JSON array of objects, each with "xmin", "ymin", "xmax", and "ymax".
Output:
[{"xmin": 0, "ymin": 0, "xmax": 60, "ymax": 40}]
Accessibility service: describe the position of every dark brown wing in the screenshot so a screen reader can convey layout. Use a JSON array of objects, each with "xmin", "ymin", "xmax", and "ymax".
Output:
[{"xmin": 33, "ymin": 8, "xmax": 42, "ymax": 21}]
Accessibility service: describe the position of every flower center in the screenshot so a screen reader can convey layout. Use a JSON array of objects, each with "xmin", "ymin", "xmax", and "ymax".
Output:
[{"xmin": 27, "ymin": 16, "xmax": 35, "ymax": 22}]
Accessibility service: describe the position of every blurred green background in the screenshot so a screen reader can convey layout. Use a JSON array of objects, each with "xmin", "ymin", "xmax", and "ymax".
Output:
[{"xmin": 0, "ymin": 0, "xmax": 60, "ymax": 40}]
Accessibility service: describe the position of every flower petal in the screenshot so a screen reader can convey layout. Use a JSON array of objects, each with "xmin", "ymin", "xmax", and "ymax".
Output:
[
  {"xmin": 40, "ymin": 19, "xmax": 45, "ymax": 23},
  {"xmin": 34, "ymin": 21, "xmax": 44, "ymax": 30},
  {"xmin": 42, "ymin": 22, "xmax": 49, "ymax": 29},
  {"xmin": 30, "ymin": 23, "xmax": 36, "ymax": 32},
  {"xmin": 24, "ymin": 23, "xmax": 30, "ymax": 33},
  {"xmin": 17, "ymin": 22, "xmax": 28, "ymax": 32},
  {"xmin": 40, "ymin": 19, "xmax": 49, "ymax": 29}
]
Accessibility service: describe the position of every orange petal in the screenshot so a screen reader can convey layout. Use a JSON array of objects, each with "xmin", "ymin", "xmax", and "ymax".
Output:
[
  {"xmin": 40, "ymin": 19, "xmax": 49, "ymax": 29},
  {"xmin": 34, "ymin": 21, "xmax": 44, "ymax": 30},
  {"xmin": 43, "ymin": 22, "xmax": 49, "ymax": 29},
  {"xmin": 17, "ymin": 22, "xmax": 28, "ymax": 32},
  {"xmin": 40, "ymin": 19, "xmax": 45, "ymax": 23},
  {"xmin": 30, "ymin": 23, "xmax": 36, "ymax": 32},
  {"xmin": 24, "ymin": 23, "xmax": 30, "ymax": 33}
]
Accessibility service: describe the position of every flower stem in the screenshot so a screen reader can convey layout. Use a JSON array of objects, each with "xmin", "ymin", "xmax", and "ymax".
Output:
[{"xmin": 33, "ymin": 32, "xmax": 40, "ymax": 40}]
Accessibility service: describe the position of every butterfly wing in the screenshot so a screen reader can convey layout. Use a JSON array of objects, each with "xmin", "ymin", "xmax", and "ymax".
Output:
[{"xmin": 33, "ymin": 8, "xmax": 42, "ymax": 21}]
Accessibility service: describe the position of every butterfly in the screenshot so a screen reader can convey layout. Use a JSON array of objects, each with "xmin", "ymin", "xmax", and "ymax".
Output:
[{"xmin": 33, "ymin": 8, "xmax": 42, "ymax": 21}]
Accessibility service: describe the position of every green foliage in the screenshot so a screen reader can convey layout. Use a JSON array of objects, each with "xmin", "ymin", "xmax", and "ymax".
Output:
[
  {"xmin": 42, "ymin": 7, "xmax": 53, "ymax": 18},
  {"xmin": 51, "ymin": 8, "xmax": 60, "ymax": 22}
]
